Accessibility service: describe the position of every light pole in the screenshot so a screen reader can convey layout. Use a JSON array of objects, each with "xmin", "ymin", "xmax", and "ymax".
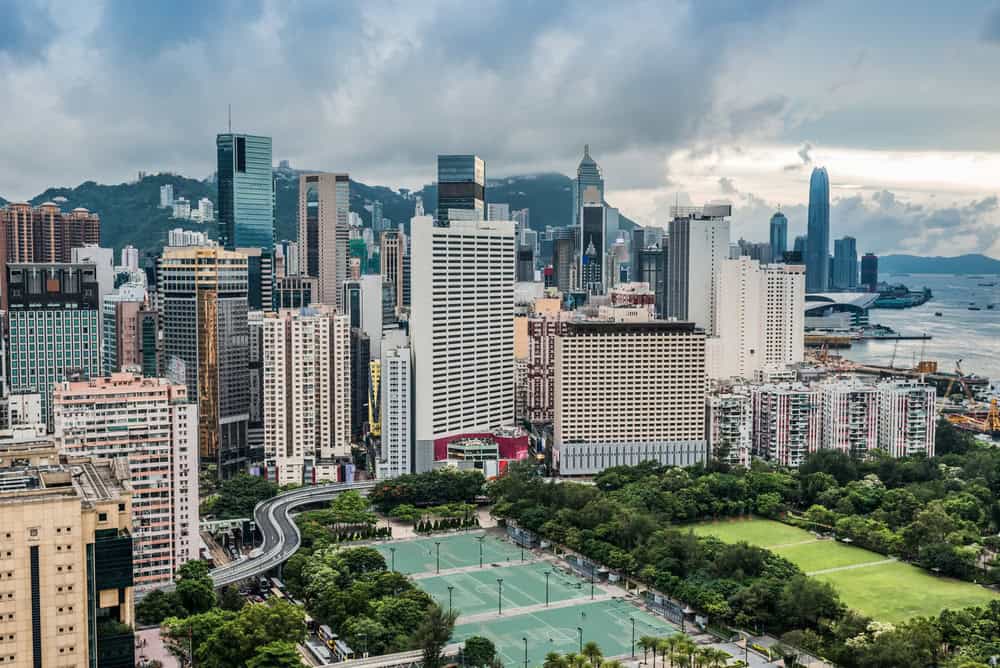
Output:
[
  {"xmin": 577, "ymin": 627, "xmax": 583, "ymax": 653},
  {"xmin": 448, "ymin": 585, "xmax": 454, "ymax": 615},
  {"xmin": 630, "ymin": 617, "xmax": 635, "ymax": 658},
  {"xmin": 435, "ymin": 541, "xmax": 441, "ymax": 574},
  {"xmin": 544, "ymin": 571, "xmax": 551, "ymax": 607},
  {"xmin": 389, "ymin": 547, "xmax": 396, "ymax": 572},
  {"xmin": 497, "ymin": 578, "xmax": 504, "ymax": 615},
  {"xmin": 523, "ymin": 637, "xmax": 528, "ymax": 668},
  {"xmin": 590, "ymin": 571, "xmax": 594, "ymax": 600},
  {"xmin": 478, "ymin": 536, "xmax": 485, "ymax": 568}
]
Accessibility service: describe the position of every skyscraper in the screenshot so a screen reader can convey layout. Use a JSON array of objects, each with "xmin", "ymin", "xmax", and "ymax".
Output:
[
  {"xmin": 217, "ymin": 133, "xmax": 274, "ymax": 251},
  {"xmin": 861, "ymin": 252, "xmax": 879, "ymax": 291},
  {"xmin": 380, "ymin": 229, "xmax": 405, "ymax": 314},
  {"xmin": 579, "ymin": 194, "xmax": 606, "ymax": 294},
  {"xmin": 833, "ymin": 236, "xmax": 858, "ymax": 289},
  {"xmin": 436, "ymin": 155, "xmax": 485, "ymax": 226},
  {"xmin": 379, "ymin": 334, "xmax": 412, "ymax": 479},
  {"xmin": 572, "ymin": 145, "xmax": 604, "ymax": 231},
  {"xmin": 158, "ymin": 247, "xmax": 250, "ymax": 477},
  {"xmin": 298, "ymin": 173, "xmax": 349, "ymax": 308},
  {"xmin": 665, "ymin": 205, "xmax": 731, "ymax": 336},
  {"xmin": 411, "ymin": 215, "xmax": 515, "ymax": 472},
  {"xmin": 769, "ymin": 211, "xmax": 788, "ymax": 258},
  {"xmin": 806, "ymin": 167, "xmax": 830, "ymax": 292}
]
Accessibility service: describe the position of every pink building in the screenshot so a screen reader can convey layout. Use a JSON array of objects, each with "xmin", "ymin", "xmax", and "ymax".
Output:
[{"xmin": 53, "ymin": 373, "xmax": 199, "ymax": 589}]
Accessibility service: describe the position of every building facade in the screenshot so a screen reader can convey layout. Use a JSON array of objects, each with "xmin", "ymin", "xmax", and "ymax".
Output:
[
  {"xmin": 380, "ymin": 229, "xmax": 405, "ymax": 314},
  {"xmin": 665, "ymin": 205, "xmax": 731, "ymax": 336},
  {"xmin": 554, "ymin": 320, "xmax": 707, "ymax": 475},
  {"xmin": 298, "ymin": 173, "xmax": 349, "ymax": 308},
  {"xmin": 820, "ymin": 379, "xmax": 879, "ymax": 457},
  {"xmin": 877, "ymin": 380, "xmax": 936, "ymax": 458},
  {"xmin": 769, "ymin": 211, "xmax": 788, "ymax": 259},
  {"xmin": 216, "ymin": 133, "xmax": 274, "ymax": 251},
  {"xmin": 436, "ymin": 155, "xmax": 485, "ymax": 226},
  {"xmin": 158, "ymin": 247, "xmax": 250, "ymax": 477},
  {"xmin": 53, "ymin": 374, "xmax": 199, "ymax": 590},
  {"xmin": 833, "ymin": 236, "xmax": 858, "ymax": 290},
  {"xmin": 572, "ymin": 145, "xmax": 604, "ymax": 232},
  {"xmin": 707, "ymin": 390, "xmax": 752, "ymax": 468},
  {"xmin": 751, "ymin": 383, "xmax": 821, "ymax": 467},
  {"xmin": 860, "ymin": 252, "xmax": 878, "ymax": 291},
  {"xmin": 411, "ymin": 215, "xmax": 515, "ymax": 471},
  {"xmin": 261, "ymin": 307, "xmax": 350, "ymax": 485},
  {"xmin": 806, "ymin": 167, "xmax": 831, "ymax": 292},
  {"xmin": 378, "ymin": 344, "xmax": 412, "ymax": 479}
]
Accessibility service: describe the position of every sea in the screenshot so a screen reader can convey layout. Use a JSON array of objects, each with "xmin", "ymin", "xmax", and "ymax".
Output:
[{"xmin": 842, "ymin": 273, "xmax": 1000, "ymax": 383}]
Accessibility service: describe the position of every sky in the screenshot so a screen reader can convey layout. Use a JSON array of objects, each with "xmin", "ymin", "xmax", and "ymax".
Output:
[{"xmin": 2, "ymin": 0, "xmax": 1000, "ymax": 257}]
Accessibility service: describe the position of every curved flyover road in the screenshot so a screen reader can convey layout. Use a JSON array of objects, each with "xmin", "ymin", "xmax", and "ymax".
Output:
[{"xmin": 209, "ymin": 480, "xmax": 377, "ymax": 589}]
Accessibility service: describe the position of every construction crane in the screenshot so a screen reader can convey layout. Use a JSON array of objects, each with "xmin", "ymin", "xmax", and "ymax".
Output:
[{"xmin": 943, "ymin": 359, "xmax": 977, "ymax": 404}]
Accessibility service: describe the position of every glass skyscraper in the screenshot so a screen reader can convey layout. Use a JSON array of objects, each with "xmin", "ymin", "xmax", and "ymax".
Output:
[
  {"xmin": 806, "ymin": 167, "xmax": 830, "ymax": 292},
  {"xmin": 217, "ymin": 133, "xmax": 275, "ymax": 251},
  {"xmin": 572, "ymin": 144, "xmax": 604, "ymax": 230},
  {"xmin": 833, "ymin": 235, "xmax": 858, "ymax": 289},
  {"xmin": 769, "ymin": 211, "xmax": 788, "ymax": 259},
  {"xmin": 436, "ymin": 155, "xmax": 485, "ymax": 226}
]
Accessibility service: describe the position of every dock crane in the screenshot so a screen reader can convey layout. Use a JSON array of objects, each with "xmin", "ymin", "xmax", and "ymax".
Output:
[{"xmin": 943, "ymin": 360, "xmax": 977, "ymax": 404}]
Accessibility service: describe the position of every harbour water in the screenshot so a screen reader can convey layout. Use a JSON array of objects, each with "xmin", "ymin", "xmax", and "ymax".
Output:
[{"xmin": 843, "ymin": 273, "xmax": 1000, "ymax": 383}]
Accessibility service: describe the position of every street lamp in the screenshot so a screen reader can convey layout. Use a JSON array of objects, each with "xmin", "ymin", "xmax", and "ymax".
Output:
[
  {"xmin": 435, "ymin": 541, "xmax": 441, "ymax": 574},
  {"xmin": 478, "ymin": 536, "xmax": 485, "ymax": 568},
  {"xmin": 523, "ymin": 637, "xmax": 528, "ymax": 668},
  {"xmin": 448, "ymin": 585, "xmax": 454, "ymax": 615},
  {"xmin": 389, "ymin": 547, "xmax": 396, "ymax": 572},
  {"xmin": 577, "ymin": 627, "xmax": 583, "ymax": 653},
  {"xmin": 497, "ymin": 578, "xmax": 504, "ymax": 615},
  {"xmin": 630, "ymin": 617, "xmax": 635, "ymax": 658},
  {"xmin": 590, "ymin": 571, "xmax": 594, "ymax": 600},
  {"xmin": 544, "ymin": 571, "xmax": 551, "ymax": 607}
]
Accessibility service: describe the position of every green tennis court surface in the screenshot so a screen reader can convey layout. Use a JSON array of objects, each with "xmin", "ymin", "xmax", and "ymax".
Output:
[
  {"xmin": 419, "ymin": 562, "xmax": 600, "ymax": 616},
  {"xmin": 452, "ymin": 599, "xmax": 677, "ymax": 666},
  {"xmin": 374, "ymin": 533, "xmax": 525, "ymax": 574}
]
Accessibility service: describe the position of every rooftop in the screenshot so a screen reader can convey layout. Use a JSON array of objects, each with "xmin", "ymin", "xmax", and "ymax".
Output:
[{"xmin": 0, "ymin": 440, "xmax": 130, "ymax": 506}]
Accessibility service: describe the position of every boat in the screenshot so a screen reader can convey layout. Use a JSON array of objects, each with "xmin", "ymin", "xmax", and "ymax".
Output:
[
  {"xmin": 969, "ymin": 306, "xmax": 982, "ymax": 311},
  {"xmin": 978, "ymin": 282, "xmax": 996, "ymax": 287},
  {"xmin": 934, "ymin": 312, "xmax": 942, "ymax": 316},
  {"xmin": 988, "ymin": 305, "xmax": 996, "ymax": 310}
]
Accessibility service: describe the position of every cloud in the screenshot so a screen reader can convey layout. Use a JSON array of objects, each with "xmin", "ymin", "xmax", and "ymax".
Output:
[
  {"xmin": 718, "ymin": 177, "xmax": 738, "ymax": 195},
  {"xmin": 983, "ymin": 5, "xmax": 1000, "ymax": 42}
]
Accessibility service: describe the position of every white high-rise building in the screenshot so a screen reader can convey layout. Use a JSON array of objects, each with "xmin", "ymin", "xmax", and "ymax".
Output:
[
  {"xmin": 707, "ymin": 390, "xmax": 753, "ymax": 468},
  {"xmin": 877, "ymin": 380, "xmax": 936, "ymax": 458},
  {"xmin": 666, "ymin": 205, "xmax": 731, "ymax": 336},
  {"xmin": 53, "ymin": 373, "xmax": 199, "ymax": 590},
  {"xmin": 160, "ymin": 183, "xmax": 174, "ymax": 208},
  {"xmin": 411, "ymin": 215, "xmax": 515, "ymax": 472},
  {"xmin": 487, "ymin": 203, "xmax": 510, "ymax": 222},
  {"xmin": 172, "ymin": 196, "xmax": 191, "ymax": 219},
  {"xmin": 262, "ymin": 307, "xmax": 350, "ymax": 485},
  {"xmin": 121, "ymin": 244, "xmax": 139, "ymax": 270},
  {"xmin": 751, "ymin": 383, "xmax": 821, "ymax": 467},
  {"xmin": 379, "ymin": 341, "xmax": 412, "ymax": 479},
  {"xmin": 167, "ymin": 228, "xmax": 211, "ymax": 247},
  {"xmin": 714, "ymin": 258, "xmax": 805, "ymax": 380},
  {"xmin": 198, "ymin": 197, "xmax": 214, "ymax": 222},
  {"xmin": 554, "ymin": 320, "xmax": 708, "ymax": 475},
  {"xmin": 820, "ymin": 379, "xmax": 879, "ymax": 457}
]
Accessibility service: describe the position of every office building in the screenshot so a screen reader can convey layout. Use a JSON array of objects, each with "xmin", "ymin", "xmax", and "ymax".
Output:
[
  {"xmin": 7, "ymin": 263, "xmax": 101, "ymax": 430},
  {"xmin": 770, "ymin": 211, "xmax": 788, "ymax": 258},
  {"xmin": 572, "ymin": 145, "xmax": 604, "ymax": 232},
  {"xmin": 553, "ymin": 320, "xmax": 707, "ymax": 475},
  {"xmin": 579, "ymin": 198, "xmax": 606, "ymax": 294},
  {"xmin": 751, "ymin": 383, "xmax": 821, "ymax": 467},
  {"xmin": 550, "ymin": 227, "xmax": 577, "ymax": 293},
  {"xmin": 160, "ymin": 184, "xmax": 174, "ymax": 208},
  {"xmin": 167, "ymin": 228, "xmax": 211, "ymax": 247},
  {"xmin": 411, "ymin": 215, "xmax": 514, "ymax": 471},
  {"xmin": 53, "ymin": 373, "xmax": 199, "ymax": 590},
  {"xmin": 261, "ymin": 307, "xmax": 350, "ymax": 485},
  {"xmin": 0, "ymin": 439, "xmax": 135, "ymax": 668},
  {"xmin": 820, "ymin": 379, "xmax": 879, "ymax": 458},
  {"xmin": 198, "ymin": 197, "xmax": 214, "ymax": 223},
  {"xmin": 516, "ymin": 244, "xmax": 535, "ymax": 282},
  {"xmin": 665, "ymin": 204, "xmax": 731, "ymax": 336},
  {"xmin": 217, "ymin": 133, "xmax": 274, "ymax": 251},
  {"xmin": 793, "ymin": 235, "xmax": 807, "ymax": 255},
  {"xmin": 806, "ymin": 167, "xmax": 830, "ymax": 292},
  {"xmin": 707, "ymin": 390, "xmax": 752, "ymax": 468},
  {"xmin": 247, "ymin": 311, "xmax": 265, "ymax": 466},
  {"xmin": 298, "ymin": 173, "xmax": 349, "ymax": 308},
  {"xmin": 763, "ymin": 263, "xmax": 806, "ymax": 368},
  {"xmin": 715, "ymin": 257, "xmax": 765, "ymax": 380},
  {"xmin": 275, "ymin": 275, "xmax": 316, "ymax": 309},
  {"xmin": 877, "ymin": 380, "xmax": 936, "ymax": 458},
  {"xmin": 236, "ymin": 247, "xmax": 274, "ymax": 311},
  {"xmin": 101, "ymin": 283, "xmax": 147, "ymax": 375},
  {"xmin": 833, "ymin": 236, "xmax": 858, "ymax": 289},
  {"xmin": 350, "ymin": 328, "xmax": 371, "ymax": 442},
  {"xmin": 487, "ymin": 202, "xmax": 510, "ymax": 222},
  {"xmin": 158, "ymin": 247, "xmax": 249, "ymax": 477},
  {"xmin": 380, "ymin": 229, "xmax": 405, "ymax": 314},
  {"xmin": 137, "ymin": 310, "xmax": 161, "ymax": 378},
  {"xmin": 120, "ymin": 245, "xmax": 139, "ymax": 271},
  {"xmin": 635, "ymin": 239, "xmax": 668, "ymax": 317},
  {"xmin": 379, "ymin": 340, "xmax": 412, "ymax": 479},
  {"xmin": 860, "ymin": 252, "xmax": 878, "ymax": 292},
  {"xmin": 277, "ymin": 239, "xmax": 300, "ymax": 277},
  {"xmin": 436, "ymin": 155, "xmax": 485, "ymax": 226}
]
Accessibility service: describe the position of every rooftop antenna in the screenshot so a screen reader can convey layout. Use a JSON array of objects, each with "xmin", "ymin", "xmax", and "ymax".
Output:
[{"xmin": 228, "ymin": 104, "xmax": 232, "ymax": 133}]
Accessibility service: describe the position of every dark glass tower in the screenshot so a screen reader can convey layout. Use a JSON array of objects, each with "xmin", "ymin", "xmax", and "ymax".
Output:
[
  {"xmin": 769, "ymin": 211, "xmax": 788, "ymax": 259},
  {"xmin": 860, "ymin": 252, "xmax": 878, "ymax": 291},
  {"xmin": 436, "ymin": 155, "xmax": 485, "ymax": 226},
  {"xmin": 833, "ymin": 236, "xmax": 858, "ymax": 289},
  {"xmin": 806, "ymin": 167, "xmax": 830, "ymax": 292},
  {"xmin": 217, "ymin": 133, "xmax": 275, "ymax": 251}
]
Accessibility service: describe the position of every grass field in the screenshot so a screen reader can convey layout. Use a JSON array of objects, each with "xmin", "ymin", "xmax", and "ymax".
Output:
[
  {"xmin": 419, "ymin": 562, "xmax": 600, "ymax": 616},
  {"xmin": 691, "ymin": 517, "xmax": 999, "ymax": 622},
  {"xmin": 373, "ymin": 533, "xmax": 525, "ymax": 574},
  {"xmin": 452, "ymin": 599, "xmax": 677, "ymax": 666}
]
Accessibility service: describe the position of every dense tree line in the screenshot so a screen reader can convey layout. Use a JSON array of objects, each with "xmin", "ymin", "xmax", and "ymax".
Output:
[
  {"xmin": 370, "ymin": 469, "xmax": 485, "ymax": 511},
  {"xmin": 200, "ymin": 473, "xmax": 280, "ymax": 520},
  {"xmin": 489, "ymin": 423, "xmax": 1000, "ymax": 667}
]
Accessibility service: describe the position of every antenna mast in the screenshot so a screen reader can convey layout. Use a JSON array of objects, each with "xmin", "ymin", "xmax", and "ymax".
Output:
[{"xmin": 228, "ymin": 104, "xmax": 232, "ymax": 133}]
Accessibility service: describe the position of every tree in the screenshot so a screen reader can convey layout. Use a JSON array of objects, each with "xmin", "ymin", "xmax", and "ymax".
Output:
[
  {"xmin": 136, "ymin": 589, "xmax": 187, "ymax": 625},
  {"xmin": 210, "ymin": 474, "xmax": 279, "ymax": 519},
  {"xmin": 175, "ymin": 560, "xmax": 216, "ymax": 616},
  {"xmin": 197, "ymin": 601, "xmax": 306, "ymax": 668},
  {"xmin": 464, "ymin": 636, "xmax": 497, "ymax": 667},
  {"xmin": 162, "ymin": 609, "xmax": 237, "ymax": 667},
  {"xmin": 247, "ymin": 641, "xmax": 305, "ymax": 668},
  {"xmin": 582, "ymin": 641, "xmax": 603, "ymax": 667},
  {"xmin": 544, "ymin": 652, "xmax": 568, "ymax": 668},
  {"xmin": 327, "ymin": 490, "xmax": 378, "ymax": 527},
  {"xmin": 217, "ymin": 585, "xmax": 245, "ymax": 612},
  {"xmin": 411, "ymin": 605, "xmax": 458, "ymax": 668},
  {"xmin": 754, "ymin": 492, "xmax": 785, "ymax": 518},
  {"xmin": 777, "ymin": 576, "xmax": 843, "ymax": 630},
  {"xmin": 638, "ymin": 635, "xmax": 657, "ymax": 665}
]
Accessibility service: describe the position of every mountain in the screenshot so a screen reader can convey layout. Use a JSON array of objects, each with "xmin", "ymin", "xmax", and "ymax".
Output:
[
  {"xmin": 879, "ymin": 254, "xmax": 1000, "ymax": 275},
  {"xmin": 3, "ymin": 169, "xmax": 637, "ymax": 258}
]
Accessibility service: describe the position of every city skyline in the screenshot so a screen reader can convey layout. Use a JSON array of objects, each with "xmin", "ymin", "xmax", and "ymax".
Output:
[{"xmin": 1, "ymin": 2, "xmax": 1000, "ymax": 256}]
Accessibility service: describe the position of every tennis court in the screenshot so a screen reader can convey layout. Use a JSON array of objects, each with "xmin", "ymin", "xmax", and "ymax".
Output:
[
  {"xmin": 452, "ymin": 598, "xmax": 678, "ymax": 666},
  {"xmin": 374, "ymin": 532, "xmax": 525, "ymax": 574},
  {"xmin": 419, "ymin": 561, "xmax": 600, "ymax": 616}
]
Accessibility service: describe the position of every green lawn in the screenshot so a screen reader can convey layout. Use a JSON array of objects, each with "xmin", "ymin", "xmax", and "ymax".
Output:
[{"xmin": 691, "ymin": 517, "xmax": 999, "ymax": 622}]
